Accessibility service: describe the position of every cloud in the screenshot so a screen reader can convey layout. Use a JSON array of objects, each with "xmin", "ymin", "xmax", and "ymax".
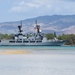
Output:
[
  {"xmin": 63, "ymin": 0, "xmax": 75, "ymax": 2},
  {"xmin": 9, "ymin": 0, "xmax": 75, "ymax": 18},
  {"xmin": 10, "ymin": 0, "xmax": 40, "ymax": 13}
]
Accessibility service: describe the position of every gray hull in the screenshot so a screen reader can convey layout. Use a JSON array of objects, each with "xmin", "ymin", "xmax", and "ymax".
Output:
[{"xmin": 0, "ymin": 40, "xmax": 65, "ymax": 46}]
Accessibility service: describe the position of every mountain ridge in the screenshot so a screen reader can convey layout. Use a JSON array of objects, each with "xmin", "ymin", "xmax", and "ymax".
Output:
[{"xmin": 0, "ymin": 15, "xmax": 75, "ymax": 34}]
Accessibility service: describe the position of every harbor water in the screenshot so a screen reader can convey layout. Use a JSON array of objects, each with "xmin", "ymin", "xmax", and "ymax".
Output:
[{"xmin": 0, "ymin": 46, "xmax": 75, "ymax": 75}]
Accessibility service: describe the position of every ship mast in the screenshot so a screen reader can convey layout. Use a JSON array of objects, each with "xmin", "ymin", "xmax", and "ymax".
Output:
[
  {"xmin": 35, "ymin": 20, "xmax": 40, "ymax": 34},
  {"xmin": 18, "ymin": 21, "xmax": 23, "ymax": 35},
  {"xmin": 35, "ymin": 20, "xmax": 44, "ymax": 41}
]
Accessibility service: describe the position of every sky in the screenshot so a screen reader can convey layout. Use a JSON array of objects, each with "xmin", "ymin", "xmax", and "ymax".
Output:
[{"xmin": 0, "ymin": 0, "xmax": 75, "ymax": 22}]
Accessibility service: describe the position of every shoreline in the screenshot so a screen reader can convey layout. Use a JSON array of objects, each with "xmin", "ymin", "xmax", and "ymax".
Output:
[{"xmin": 0, "ymin": 49, "xmax": 31, "ymax": 54}]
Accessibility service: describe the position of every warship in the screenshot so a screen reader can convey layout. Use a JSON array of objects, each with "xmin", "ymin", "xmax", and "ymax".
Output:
[{"xmin": 0, "ymin": 21, "xmax": 66, "ymax": 46}]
